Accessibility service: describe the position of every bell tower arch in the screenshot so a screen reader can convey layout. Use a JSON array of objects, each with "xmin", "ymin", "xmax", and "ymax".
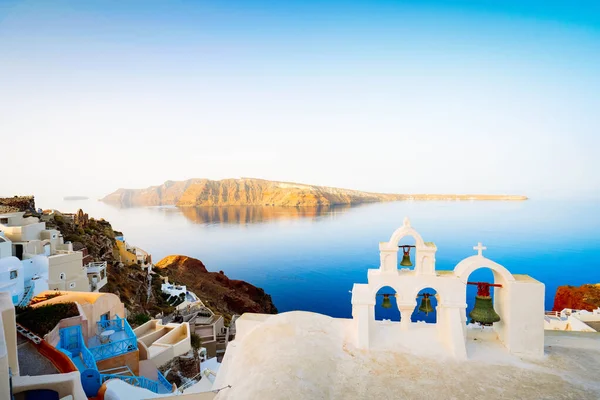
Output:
[
  {"xmin": 378, "ymin": 217, "xmax": 437, "ymax": 275},
  {"xmin": 452, "ymin": 243, "xmax": 544, "ymax": 357},
  {"xmin": 352, "ymin": 219, "xmax": 545, "ymax": 360}
]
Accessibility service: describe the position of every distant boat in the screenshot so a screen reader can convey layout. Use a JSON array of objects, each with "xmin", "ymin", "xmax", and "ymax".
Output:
[{"xmin": 63, "ymin": 196, "xmax": 89, "ymax": 201}]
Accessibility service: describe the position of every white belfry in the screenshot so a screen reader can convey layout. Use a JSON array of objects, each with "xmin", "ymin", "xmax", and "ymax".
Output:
[{"xmin": 351, "ymin": 218, "xmax": 545, "ymax": 359}]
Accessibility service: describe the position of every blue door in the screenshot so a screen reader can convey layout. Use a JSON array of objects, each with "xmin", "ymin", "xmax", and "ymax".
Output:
[
  {"xmin": 100, "ymin": 312, "xmax": 110, "ymax": 328},
  {"xmin": 59, "ymin": 325, "xmax": 82, "ymax": 355}
]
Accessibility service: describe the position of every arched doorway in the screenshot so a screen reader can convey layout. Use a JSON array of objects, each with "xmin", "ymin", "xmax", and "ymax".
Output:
[
  {"xmin": 410, "ymin": 287, "xmax": 438, "ymax": 323},
  {"xmin": 375, "ymin": 286, "xmax": 400, "ymax": 322}
]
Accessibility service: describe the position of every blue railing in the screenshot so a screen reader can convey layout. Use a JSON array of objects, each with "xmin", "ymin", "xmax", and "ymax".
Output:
[
  {"xmin": 157, "ymin": 370, "xmax": 172, "ymax": 392},
  {"xmin": 18, "ymin": 282, "xmax": 35, "ymax": 307},
  {"xmin": 57, "ymin": 324, "xmax": 164, "ymax": 395},
  {"xmin": 97, "ymin": 316, "xmax": 125, "ymax": 332},
  {"xmin": 58, "ymin": 325, "xmax": 98, "ymax": 371},
  {"xmin": 81, "ymin": 343, "xmax": 97, "ymax": 370},
  {"xmin": 57, "ymin": 348, "xmax": 73, "ymax": 359},
  {"xmin": 101, "ymin": 374, "xmax": 159, "ymax": 393},
  {"xmin": 89, "ymin": 336, "xmax": 137, "ymax": 361},
  {"xmin": 90, "ymin": 317, "xmax": 137, "ymax": 361}
]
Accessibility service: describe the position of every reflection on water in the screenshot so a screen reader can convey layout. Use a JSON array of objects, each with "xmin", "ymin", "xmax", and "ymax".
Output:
[
  {"xmin": 177, "ymin": 205, "xmax": 355, "ymax": 225},
  {"xmin": 35, "ymin": 197, "xmax": 600, "ymax": 320}
]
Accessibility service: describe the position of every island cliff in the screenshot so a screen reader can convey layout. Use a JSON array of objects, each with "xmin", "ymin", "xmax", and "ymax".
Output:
[
  {"xmin": 553, "ymin": 284, "xmax": 600, "ymax": 311},
  {"xmin": 155, "ymin": 255, "xmax": 278, "ymax": 319},
  {"xmin": 100, "ymin": 178, "xmax": 528, "ymax": 207}
]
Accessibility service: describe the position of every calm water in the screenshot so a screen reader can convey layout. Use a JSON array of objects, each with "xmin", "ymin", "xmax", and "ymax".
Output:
[{"xmin": 38, "ymin": 197, "xmax": 600, "ymax": 322}]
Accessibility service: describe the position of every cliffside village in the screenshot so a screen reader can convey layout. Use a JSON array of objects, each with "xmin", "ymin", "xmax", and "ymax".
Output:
[
  {"xmin": 0, "ymin": 199, "xmax": 236, "ymax": 399},
  {"xmin": 1, "ymin": 200, "xmax": 599, "ymax": 399}
]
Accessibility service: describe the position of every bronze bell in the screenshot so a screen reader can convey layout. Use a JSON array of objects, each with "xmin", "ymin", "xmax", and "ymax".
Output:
[
  {"xmin": 469, "ymin": 295, "xmax": 500, "ymax": 326},
  {"xmin": 418, "ymin": 294, "xmax": 434, "ymax": 315},
  {"xmin": 400, "ymin": 245, "xmax": 413, "ymax": 267},
  {"xmin": 467, "ymin": 281, "xmax": 502, "ymax": 326},
  {"xmin": 381, "ymin": 294, "xmax": 392, "ymax": 309}
]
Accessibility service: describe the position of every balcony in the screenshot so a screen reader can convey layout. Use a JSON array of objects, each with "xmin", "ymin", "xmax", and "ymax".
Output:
[
  {"xmin": 85, "ymin": 261, "xmax": 107, "ymax": 274},
  {"xmin": 86, "ymin": 262, "xmax": 108, "ymax": 292},
  {"xmin": 56, "ymin": 324, "xmax": 172, "ymax": 396},
  {"xmin": 87, "ymin": 317, "xmax": 138, "ymax": 361}
]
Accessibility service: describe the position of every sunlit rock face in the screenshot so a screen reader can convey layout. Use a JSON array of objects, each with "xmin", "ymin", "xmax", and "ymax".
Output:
[
  {"xmin": 553, "ymin": 284, "xmax": 600, "ymax": 311},
  {"xmin": 100, "ymin": 179, "xmax": 205, "ymax": 207},
  {"xmin": 155, "ymin": 255, "xmax": 278, "ymax": 318},
  {"xmin": 101, "ymin": 178, "xmax": 527, "ymax": 207}
]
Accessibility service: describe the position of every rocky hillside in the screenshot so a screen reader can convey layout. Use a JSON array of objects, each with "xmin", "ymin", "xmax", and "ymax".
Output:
[
  {"xmin": 553, "ymin": 284, "xmax": 600, "ymax": 311},
  {"xmin": 2, "ymin": 195, "xmax": 277, "ymax": 322},
  {"xmin": 0, "ymin": 195, "xmax": 37, "ymax": 213},
  {"xmin": 45, "ymin": 211, "xmax": 120, "ymax": 263},
  {"xmin": 155, "ymin": 255, "xmax": 278, "ymax": 320},
  {"xmin": 101, "ymin": 178, "xmax": 528, "ymax": 207}
]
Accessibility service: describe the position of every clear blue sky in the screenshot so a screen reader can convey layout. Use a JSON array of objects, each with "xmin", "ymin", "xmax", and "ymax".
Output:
[{"xmin": 1, "ymin": 0, "xmax": 599, "ymax": 200}]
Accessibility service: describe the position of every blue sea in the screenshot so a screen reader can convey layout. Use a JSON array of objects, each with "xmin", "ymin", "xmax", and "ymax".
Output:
[{"xmin": 40, "ymin": 198, "xmax": 600, "ymax": 323}]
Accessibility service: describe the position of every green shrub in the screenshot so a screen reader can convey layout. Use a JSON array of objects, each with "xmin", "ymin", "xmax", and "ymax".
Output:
[
  {"xmin": 190, "ymin": 332, "xmax": 202, "ymax": 350},
  {"xmin": 16, "ymin": 302, "xmax": 79, "ymax": 336},
  {"xmin": 128, "ymin": 313, "xmax": 151, "ymax": 327}
]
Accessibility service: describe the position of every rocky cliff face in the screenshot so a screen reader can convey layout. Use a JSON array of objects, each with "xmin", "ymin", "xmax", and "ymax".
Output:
[
  {"xmin": 553, "ymin": 284, "xmax": 600, "ymax": 311},
  {"xmin": 101, "ymin": 178, "xmax": 528, "ymax": 207},
  {"xmin": 100, "ymin": 179, "xmax": 205, "ymax": 207},
  {"xmin": 0, "ymin": 195, "xmax": 37, "ymax": 213},
  {"xmin": 155, "ymin": 255, "xmax": 278, "ymax": 319}
]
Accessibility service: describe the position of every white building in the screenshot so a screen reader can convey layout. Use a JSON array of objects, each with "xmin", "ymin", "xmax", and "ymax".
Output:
[
  {"xmin": 0, "ymin": 210, "xmax": 97, "ymax": 302},
  {"xmin": 0, "ymin": 231, "xmax": 49, "ymax": 306},
  {"xmin": 545, "ymin": 307, "xmax": 600, "ymax": 332},
  {"xmin": 161, "ymin": 278, "xmax": 202, "ymax": 310}
]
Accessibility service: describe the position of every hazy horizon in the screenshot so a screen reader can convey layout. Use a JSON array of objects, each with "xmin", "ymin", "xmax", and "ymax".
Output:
[{"xmin": 1, "ymin": 1, "xmax": 599, "ymax": 201}]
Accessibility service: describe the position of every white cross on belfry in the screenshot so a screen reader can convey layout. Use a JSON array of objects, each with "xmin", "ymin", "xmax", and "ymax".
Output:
[{"xmin": 473, "ymin": 242, "xmax": 487, "ymax": 256}]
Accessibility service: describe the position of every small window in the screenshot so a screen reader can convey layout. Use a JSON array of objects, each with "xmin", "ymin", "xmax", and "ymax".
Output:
[
  {"xmin": 69, "ymin": 282, "xmax": 76, "ymax": 289},
  {"xmin": 0, "ymin": 218, "xmax": 8, "ymax": 224},
  {"xmin": 10, "ymin": 270, "xmax": 18, "ymax": 279},
  {"xmin": 59, "ymin": 272, "xmax": 66, "ymax": 280}
]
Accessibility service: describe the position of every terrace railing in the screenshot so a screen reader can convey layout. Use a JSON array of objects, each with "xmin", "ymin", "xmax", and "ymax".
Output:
[
  {"xmin": 101, "ymin": 374, "xmax": 159, "ymax": 393},
  {"xmin": 157, "ymin": 370, "xmax": 173, "ymax": 392},
  {"xmin": 97, "ymin": 315, "xmax": 125, "ymax": 332},
  {"xmin": 91, "ymin": 317, "xmax": 138, "ymax": 361},
  {"xmin": 89, "ymin": 338, "xmax": 137, "ymax": 361},
  {"xmin": 85, "ymin": 261, "xmax": 107, "ymax": 274},
  {"xmin": 57, "ymin": 324, "xmax": 165, "ymax": 395},
  {"xmin": 81, "ymin": 342, "xmax": 97, "ymax": 370}
]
